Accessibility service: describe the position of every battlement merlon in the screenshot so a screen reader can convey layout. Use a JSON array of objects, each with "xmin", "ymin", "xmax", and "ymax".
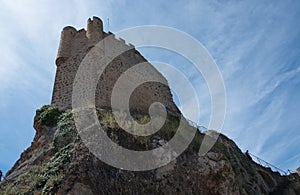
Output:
[{"xmin": 86, "ymin": 16, "xmax": 104, "ymax": 45}]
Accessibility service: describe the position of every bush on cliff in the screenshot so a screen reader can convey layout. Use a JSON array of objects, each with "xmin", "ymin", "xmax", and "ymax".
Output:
[{"xmin": 37, "ymin": 105, "xmax": 62, "ymax": 126}]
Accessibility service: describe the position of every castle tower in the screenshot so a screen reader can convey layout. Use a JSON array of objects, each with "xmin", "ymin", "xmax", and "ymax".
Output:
[{"xmin": 51, "ymin": 17, "xmax": 180, "ymax": 116}]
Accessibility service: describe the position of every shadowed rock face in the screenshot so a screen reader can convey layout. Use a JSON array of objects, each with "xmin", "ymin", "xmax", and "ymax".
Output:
[{"xmin": 0, "ymin": 106, "xmax": 299, "ymax": 194}]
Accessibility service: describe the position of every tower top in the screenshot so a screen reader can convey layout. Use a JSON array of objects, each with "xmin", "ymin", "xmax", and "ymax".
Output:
[
  {"xmin": 86, "ymin": 16, "xmax": 104, "ymax": 44},
  {"xmin": 87, "ymin": 16, "xmax": 103, "ymax": 30}
]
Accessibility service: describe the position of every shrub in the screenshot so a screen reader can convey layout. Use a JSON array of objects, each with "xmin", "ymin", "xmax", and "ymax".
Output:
[
  {"xmin": 37, "ymin": 105, "xmax": 62, "ymax": 126},
  {"xmin": 53, "ymin": 111, "xmax": 78, "ymax": 149},
  {"xmin": 57, "ymin": 111, "xmax": 77, "ymax": 137}
]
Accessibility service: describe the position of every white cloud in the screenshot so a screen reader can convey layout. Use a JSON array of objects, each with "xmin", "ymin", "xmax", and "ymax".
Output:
[{"xmin": 0, "ymin": 0, "xmax": 299, "ymax": 173}]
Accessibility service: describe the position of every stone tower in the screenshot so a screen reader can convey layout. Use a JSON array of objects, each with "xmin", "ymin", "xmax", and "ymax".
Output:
[{"xmin": 51, "ymin": 16, "xmax": 180, "ymax": 116}]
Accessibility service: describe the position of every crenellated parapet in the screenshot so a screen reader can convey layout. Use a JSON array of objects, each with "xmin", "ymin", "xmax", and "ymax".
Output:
[
  {"xmin": 55, "ymin": 16, "xmax": 136, "ymax": 67},
  {"xmin": 56, "ymin": 16, "xmax": 104, "ymax": 66}
]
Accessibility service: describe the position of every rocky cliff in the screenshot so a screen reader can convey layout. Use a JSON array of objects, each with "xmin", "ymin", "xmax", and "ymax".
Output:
[{"xmin": 0, "ymin": 105, "xmax": 299, "ymax": 194}]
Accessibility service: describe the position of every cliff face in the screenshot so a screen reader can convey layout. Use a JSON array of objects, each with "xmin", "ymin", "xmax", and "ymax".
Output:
[{"xmin": 1, "ymin": 106, "xmax": 299, "ymax": 194}]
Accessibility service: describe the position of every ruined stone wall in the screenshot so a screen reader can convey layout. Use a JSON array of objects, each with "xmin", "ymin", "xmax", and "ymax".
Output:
[{"xmin": 52, "ymin": 16, "xmax": 180, "ymax": 116}]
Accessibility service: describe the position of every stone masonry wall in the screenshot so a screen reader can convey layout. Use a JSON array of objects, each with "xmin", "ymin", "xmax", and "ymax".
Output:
[{"xmin": 51, "ymin": 16, "xmax": 180, "ymax": 116}]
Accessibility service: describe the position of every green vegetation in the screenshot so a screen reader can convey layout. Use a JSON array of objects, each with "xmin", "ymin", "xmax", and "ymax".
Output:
[
  {"xmin": 1, "ymin": 105, "xmax": 200, "ymax": 194},
  {"xmin": 53, "ymin": 111, "xmax": 78, "ymax": 149},
  {"xmin": 57, "ymin": 111, "xmax": 76, "ymax": 134},
  {"xmin": 2, "ymin": 144, "xmax": 74, "ymax": 195},
  {"xmin": 99, "ymin": 109, "xmax": 118, "ymax": 129},
  {"xmin": 37, "ymin": 105, "xmax": 63, "ymax": 126},
  {"xmin": 97, "ymin": 109, "xmax": 181, "ymax": 148},
  {"xmin": 1, "ymin": 105, "xmax": 77, "ymax": 194}
]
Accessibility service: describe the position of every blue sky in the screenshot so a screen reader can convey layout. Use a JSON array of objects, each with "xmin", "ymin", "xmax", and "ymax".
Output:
[{"xmin": 0, "ymin": 0, "xmax": 299, "ymax": 175}]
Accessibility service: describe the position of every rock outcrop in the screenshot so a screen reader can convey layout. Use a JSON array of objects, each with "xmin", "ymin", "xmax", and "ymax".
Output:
[{"xmin": 0, "ymin": 106, "xmax": 299, "ymax": 194}]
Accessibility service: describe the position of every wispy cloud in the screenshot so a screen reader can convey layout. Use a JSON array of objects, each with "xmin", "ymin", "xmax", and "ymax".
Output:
[
  {"xmin": 0, "ymin": 0, "xmax": 299, "ymax": 174},
  {"xmin": 0, "ymin": 0, "xmax": 113, "ymax": 173}
]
